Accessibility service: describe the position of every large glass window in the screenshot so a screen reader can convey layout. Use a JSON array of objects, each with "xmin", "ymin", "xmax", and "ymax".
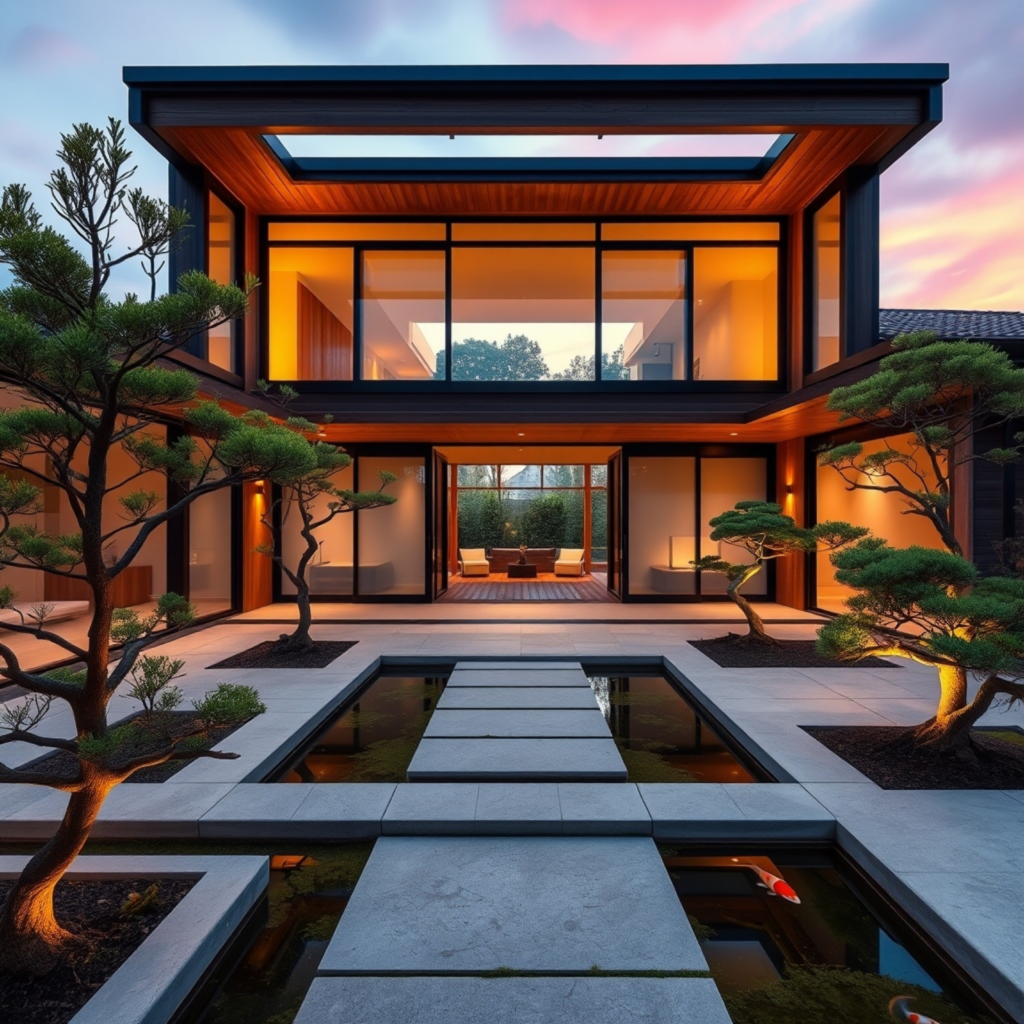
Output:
[
  {"xmin": 280, "ymin": 459, "xmax": 355, "ymax": 597},
  {"xmin": 590, "ymin": 464, "xmax": 608, "ymax": 565},
  {"xmin": 812, "ymin": 193, "xmax": 842, "ymax": 371},
  {"xmin": 628, "ymin": 457, "xmax": 697, "ymax": 595},
  {"xmin": 269, "ymin": 247, "xmax": 354, "ymax": 381},
  {"xmin": 692, "ymin": 248, "xmax": 778, "ymax": 381},
  {"xmin": 207, "ymin": 192, "xmax": 237, "ymax": 372},
  {"xmin": 361, "ymin": 252, "xmax": 445, "ymax": 381},
  {"xmin": 699, "ymin": 457, "xmax": 768, "ymax": 596},
  {"xmin": 450, "ymin": 247, "xmax": 595, "ymax": 381},
  {"xmin": 188, "ymin": 486, "xmax": 234, "ymax": 615},
  {"xmin": 602, "ymin": 250, "xmax": 686, "ymax": 380},
  {"xmin": 357, "ymin": 456, "xmax": 426, "ymax": 595}
]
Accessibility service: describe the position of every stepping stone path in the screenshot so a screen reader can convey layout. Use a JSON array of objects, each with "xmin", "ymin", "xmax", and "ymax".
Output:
[
  {"xmin": 407, "ymin": 661, "xmax": 628, "ymax": 782},
  {"xmin": 293, "ymin": 662, "xmax": 732, "ymax": 1023}
]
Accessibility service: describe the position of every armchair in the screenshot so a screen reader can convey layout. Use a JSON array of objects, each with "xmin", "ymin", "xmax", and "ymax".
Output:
[
  {"xmin": 554, "ymin": 548, "xmax": 586, "ymax": 577},
  {"xmin": 458, "ymin": 548, "xmax": 490, "ymax": 577}
]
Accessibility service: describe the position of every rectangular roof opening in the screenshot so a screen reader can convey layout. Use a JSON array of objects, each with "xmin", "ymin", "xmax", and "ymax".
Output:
[{"xmin": 269, "ymin": 133, "xmax": 785, "ymax": 161}]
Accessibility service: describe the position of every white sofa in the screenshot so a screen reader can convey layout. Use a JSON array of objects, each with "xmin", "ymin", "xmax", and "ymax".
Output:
[
  {"xmin": 554, "ymin": 548, "xmax": 586, "ymax": 577},
  {"xmin": 458, "ymin": 548, "xmax": 490, "ymax": 577}
]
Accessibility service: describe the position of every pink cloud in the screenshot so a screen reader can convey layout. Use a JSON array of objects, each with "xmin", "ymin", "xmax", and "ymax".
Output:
[{"xmin": 8, "ymin": 26, "xmax": 95, "ymax": 71}]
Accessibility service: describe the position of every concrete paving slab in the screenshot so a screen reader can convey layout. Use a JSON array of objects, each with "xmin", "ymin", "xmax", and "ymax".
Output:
[
  {"xmin": 285, "ymin": 784, "xmax": 397, "ymax": 839},
  {"xmin": 474, "ymin": 783, "xmax": 561, "ymax": 834},
  {"xmin": 407, "ymin": 738, "xmax": 627, "ymax": 782},
  {"xmin": 194, "ymin": 783, "xmax": 312, "ymax": 838},
  {"xmin": 424, "ymin": 709, "xmax": 611, "ymax": 738},
  {"xmin": 638, "ymin": 784, "xmax": 747, "ymax": 839},
  {"xmin": 318, "ymin": 836, "xmax": 707, "ymax": 974},
  {"xmin": 437, "ymin": 687, "xmax": 599, "ymax": 710},
  {"xmin": 295, "ymin": 976, "xmax": 731, "ymax": 1024},
  {"xmin": 557, "ymin": 783, "xmax": 652, "ymax": 835},
  {"xmin": 383, "ymin": 783, "xmax": 479, "ymax": 835},
  {"xmin": 723, "ymin": 784, "xmax": 835, "ymax": 839},
  {"xmin": 446, "ymin": 668, "xmax": 591, "ymax": 688},
  {"xmin": 453, "ymin": 661, "xmax": 584, "ymax": 671},
  {"xmin": 92, "ymin": 783, "xmax": 236, "ymax": 839}
]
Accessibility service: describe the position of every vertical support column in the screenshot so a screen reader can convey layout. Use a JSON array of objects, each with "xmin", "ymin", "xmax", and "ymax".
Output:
[
  {"xmin": 583, "ymin": 465, "xmax": 593, "ymax": 572},
  {"xmin": 787, "ymin": 212, "xmax": 804, "ymax": 391},
  {"xmin": 449, "ymin": 469, "xmax": 460, "ymax": 574},
  {"xmin": 775, "ymin": 439, "xmax": 806, "ymax": 610},
  {"xmin": 242, "ymin": 480, "xmax": 273, "ymax": 611},
  {"xmin": 243, "ymin": 209, "xmax": 260, "ymax": 391},
  {"xmin": 843, "ymin": 166, "xmax": 880, "ymax": 357}
]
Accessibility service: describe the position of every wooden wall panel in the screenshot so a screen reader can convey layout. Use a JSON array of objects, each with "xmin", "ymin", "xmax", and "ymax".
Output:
[
  {"xmin": 297, "ymin": 283, "xmax": 353, "ymax": 380},
  {"xmin": 774, "ymin": 437, "xmax": 807, "ymax": 609},
  {"xmin": 242, "ymin": 480, "xmax": 273, "ymax": 611}
]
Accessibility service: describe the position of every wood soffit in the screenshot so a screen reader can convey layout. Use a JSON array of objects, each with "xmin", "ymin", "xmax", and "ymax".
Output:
[{"xmin": 159, "ymin": 123, "xmax": 911, "ymax": 217}]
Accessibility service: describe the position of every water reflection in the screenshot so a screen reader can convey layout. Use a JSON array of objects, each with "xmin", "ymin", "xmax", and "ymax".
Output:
[
  {"xmin": 589, "ymin": 673, "xmax": 756, "ymax": 783},
  {"xmin": 666, "ymin": 850, "xmax": 995, "ymax": 1024},
  {"xmin": 276, "ymin": 675, "xmax": 447, "ymax": 783}
]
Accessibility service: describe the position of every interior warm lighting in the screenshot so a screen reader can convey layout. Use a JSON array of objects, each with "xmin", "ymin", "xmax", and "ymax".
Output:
[{"xmin": 730, "ymin": 432, "xmax": 738, "ymax": 436}]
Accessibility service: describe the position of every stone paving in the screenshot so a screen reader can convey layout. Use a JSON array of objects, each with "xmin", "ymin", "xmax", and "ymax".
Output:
[
  {"xmin": 2, "ymin": 617, "xmax": 1024, "ymax": 1022},
  {"xmin": 407, "ymin": 661, "xmax": 627, "ymax": 781}
]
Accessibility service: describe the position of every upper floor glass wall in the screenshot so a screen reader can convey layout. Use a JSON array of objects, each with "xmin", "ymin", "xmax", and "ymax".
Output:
[
  {"xmin": 207, "ymin": 192, "xmax": 238, "ymax": 373},
  {"xmin": 812, "ymin": 193, "xmax": 842, "ymax": 371},
  {"xmin": 265, "ymin": 221, "xmax": 782, "ymax": 384}
]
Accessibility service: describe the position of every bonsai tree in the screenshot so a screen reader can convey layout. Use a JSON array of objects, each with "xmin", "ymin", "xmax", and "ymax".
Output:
[
  {"xmin": 254, "ymin": 382, "xmax": 396, "ymax": 655},
  {"xmin": 0, "ymin": 120, "xmax": 313, "ymax": 975},
  {"xmin": 819, "ymin": 330, "xmax": 1024, "ymax": 557},
  {"xmin": 818, "ymin": 539, "xmax": 1024, "ymax": 756},
  {"xmin": 692, "ymin": 501, "xmax": 867, "ymax": 644}
]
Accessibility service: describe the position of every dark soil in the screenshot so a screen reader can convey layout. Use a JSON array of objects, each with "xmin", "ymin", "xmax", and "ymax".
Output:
[
  {"xmin": 17, "ymin": 712, "xmax": 245, "ymax": 783},
  {"xmin": 207, "ymin": 639, "xmax": 357, "ymax": 670},
  {"xmin": 0, "ymin": 876, "xmax": 195, "ymax": 1024},
  {"xmin": 691, "ymin": 637, "xmax": 897, "ymax": 669},
  {"xmin": 805, "ymin": 725, "xmax": 1024, "ymax": 789}
]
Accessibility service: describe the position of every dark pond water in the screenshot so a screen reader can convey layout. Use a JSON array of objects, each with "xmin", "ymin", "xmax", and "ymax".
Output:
[
  {"xmin": 186, "ymin": 844, "xmax": 373, "ymax": 1024},
  {"xmin": 274, "ymin": 673, "xmax": 448, "ymax": 783},
  {"xmin": 664, "ymin": 847, "xmax": 997, "ymax": 1024},
  {"xmin": 588, "ymin": 671, "xmax": 761, "ymax": 783}
]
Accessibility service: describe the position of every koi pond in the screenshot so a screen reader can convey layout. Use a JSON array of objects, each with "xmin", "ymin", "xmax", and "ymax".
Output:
[
  {"xmin": 275, "ymin": 673, "xmax": 448, "ymax": 783},
  {"xmin": 588, "ymin": 670, "xmax": 762, "ymax": 783},
  {"xmin": 663, "ymin": 846, "xmax": 998, "ymax": 1024},
  {"xmin": 183, "ymin": 843, "xmax": 373, "ymax": 1024},
  {"xmin": 269, "ymin": 664, "xmax": 762, "ymax": 784}
]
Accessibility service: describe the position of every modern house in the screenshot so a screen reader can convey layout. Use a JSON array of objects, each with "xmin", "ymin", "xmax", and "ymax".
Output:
[{"xmin": 99, "ymin": 62, "xmax": 1020, "ymax": 619}]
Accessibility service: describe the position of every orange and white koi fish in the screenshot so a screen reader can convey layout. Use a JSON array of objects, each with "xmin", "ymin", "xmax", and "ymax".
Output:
[
  {"xmin": 889, "ymin": 995, "xmax": 942, "ymax": 1024},
  {"xmin": 737, "ymin": 862, "xmax": 801, "ymax": 904}
]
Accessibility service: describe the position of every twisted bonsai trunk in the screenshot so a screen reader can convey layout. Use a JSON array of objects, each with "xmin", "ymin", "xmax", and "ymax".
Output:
[
  {"xmin": 0, "ymin": 775, "xmax": 113, "ymax": 976},
  {"xmin": 272, "ymin": 498, "xmax": 319, "ymax": 656},
  {"xmin": 725, "ymin": 564, "xmax": 775, "ymax": 645}
]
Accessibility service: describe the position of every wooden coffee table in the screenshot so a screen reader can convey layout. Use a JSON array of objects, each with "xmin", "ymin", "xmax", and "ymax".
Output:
[{"xmin": 506, "ymin": 562, "xmax": 538, "ymax": 579}]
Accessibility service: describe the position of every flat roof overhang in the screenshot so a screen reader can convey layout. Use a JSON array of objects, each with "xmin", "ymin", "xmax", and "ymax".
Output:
[{"xmin": 124, "ymin": 63, "xmax": 947, "ymax": 217}]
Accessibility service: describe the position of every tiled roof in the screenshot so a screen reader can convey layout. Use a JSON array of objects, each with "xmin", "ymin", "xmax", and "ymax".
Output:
[{"xmin": 880, "ymin": 308, "xmax": 1024, "ymax": 341}]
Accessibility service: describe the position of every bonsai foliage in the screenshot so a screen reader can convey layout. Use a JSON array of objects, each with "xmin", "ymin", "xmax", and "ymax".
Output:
[
  {"xmin": 0, "ymin": 120, "xmax": 310, "ymax": 976},
  {"xmin": 254, "ymin": 382, "xmax": 396, "ymax": 654},
  {"xmin": 692, "ymin": 501, "xmax": 866, "ymax": 643},
  {"xmin": 817, "ymin": 539, "xmax": 1024, "ymax": 754},
  {"xmin": 819, "ymin": 330, "xmax": 1024, "ymax": 557}
]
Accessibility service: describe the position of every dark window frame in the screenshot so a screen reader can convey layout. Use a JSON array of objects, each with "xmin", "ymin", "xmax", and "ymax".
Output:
[
  {"xmin": 201, "ymin": 183, "xmax": 246, "ymax": 376},
  {"xmin": 805, "ymin": 185, "xmax": 845, "ymax": 376},
  {"xmin": 260, "ymin": 216, "xmax": 786, "ymax": 392}
]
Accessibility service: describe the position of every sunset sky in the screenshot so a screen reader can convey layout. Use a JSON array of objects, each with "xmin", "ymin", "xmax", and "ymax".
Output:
[{"xmin": 1, "ymin": 0, "xmax": 1022, "ymax": 311}]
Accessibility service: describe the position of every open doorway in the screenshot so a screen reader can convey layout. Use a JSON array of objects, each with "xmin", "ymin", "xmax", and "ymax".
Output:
[{"xmin": 435, "ymin": 446, "xmax": 619, "ymax": 602}]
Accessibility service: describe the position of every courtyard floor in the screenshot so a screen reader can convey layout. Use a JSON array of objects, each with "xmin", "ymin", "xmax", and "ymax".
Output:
[{"xmin": 1, "ymin": 605, "xmax": 1022, "ymax": 1022}]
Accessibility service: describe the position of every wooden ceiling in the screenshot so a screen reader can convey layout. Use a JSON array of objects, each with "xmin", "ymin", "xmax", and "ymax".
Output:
[
  {"xmin": 305, "ymin": 395, "xmax": 845, "ymax": 445},
  {"xmin": 159, "ymin": 124, "xmax": 910, "ymax": 217}
]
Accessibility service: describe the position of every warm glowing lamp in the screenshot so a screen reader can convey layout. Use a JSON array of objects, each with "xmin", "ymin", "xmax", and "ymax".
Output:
[{"xmin": 669, "ymin": 536, "xmax": 695, "ymax": 568}]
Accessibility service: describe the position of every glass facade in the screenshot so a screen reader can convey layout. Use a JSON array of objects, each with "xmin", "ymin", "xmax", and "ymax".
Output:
[
  {"xmin": 450, "ymin": 247, "xmax": 595, "ymax": 381},
  {"xmin": 207, "ymin": 192, "xmax": 237, "ymax": 372},
  {"xmin": 602, "ymin": 251, "xmax": 686, "ymax": 380},
  {"xmin": 188, "ymin": 485, "xmax": 234, "ymax": 615},
  {"xmin": 268, "ymin": 246, "xmax": 354, "ymax": 380},
  {"xmin": 264, "ymin": 221, "xmax": 783, "ymax": 384},
  {"xmin": 812, "ymin": 193, "xmax": 842, "ymax": 371},
  {"xmin": 361, "ymin": 252, "xmax": 445, "ymax": 381},
  {"xmin": 357, "ymin": 455, "xmax": 426, "ymax": 595},
  {"xmin": 626, "ymin": 453, "xmax": 769, "ymax": 597}
]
